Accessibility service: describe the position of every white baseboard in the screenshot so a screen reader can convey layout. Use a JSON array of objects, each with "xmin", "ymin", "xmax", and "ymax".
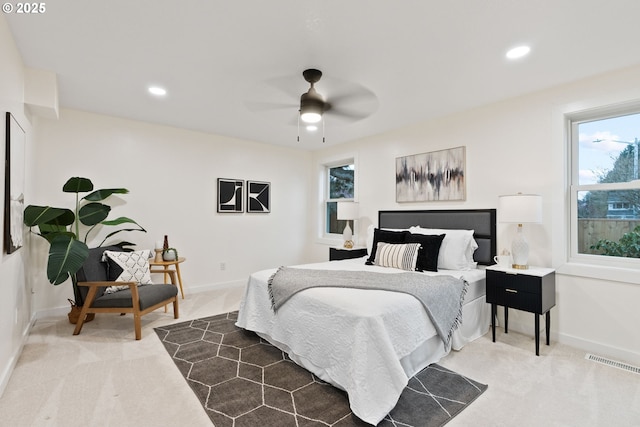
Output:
[
  {"xmin": 186, "ymin": 279, "xmax": 246, "ymax": 294},
  {"xmin": 493, "ymin": 317, "xmax": 640, "ymax": 366},
  {"xmin": 556, "ymin": 332, "xmax": 640, "ymax": 366},
  {"xmin": 0, "ymin": 313, "xmax": 36, "ymax": 398}
]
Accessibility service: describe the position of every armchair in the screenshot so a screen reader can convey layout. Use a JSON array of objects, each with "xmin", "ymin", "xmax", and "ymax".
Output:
[{"xmin": 72, "ymin": 246, "xmax": 179, "ymax": 340}]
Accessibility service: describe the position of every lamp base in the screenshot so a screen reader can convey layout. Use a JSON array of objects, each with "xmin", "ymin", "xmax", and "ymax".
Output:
[
  {"xmin": 342, "ymin": 222, "xmax": 353, "ymax": 249},
  {"xmin": 511, "ymin": 224, "xmax": 530, "ymax": 269}
]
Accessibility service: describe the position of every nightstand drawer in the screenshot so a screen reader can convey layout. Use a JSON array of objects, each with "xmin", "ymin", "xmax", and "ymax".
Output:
[
  {"xmin": 486, "ymin": 270, "xmax": 541, "ymax": 294},
  {"xmin": 329, "ymin": 247, "xmax": 368, "ymax": 261},
  {"xmin": 485, "ymin": 268, "xmax": 555, "ymax": 315},
  {"xmin": 487, "ymin": 286, "xmax": 540, "ymax": 313}
]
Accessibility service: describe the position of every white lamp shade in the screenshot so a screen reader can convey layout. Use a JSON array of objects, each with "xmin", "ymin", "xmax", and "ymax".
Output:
[
  {"xmin": 499, "ymin": 194, "xmax": 542, "ymax": 224},
  {"xmin": 337, "ymin": 202, "xmax": 359, "ymax": 220}
]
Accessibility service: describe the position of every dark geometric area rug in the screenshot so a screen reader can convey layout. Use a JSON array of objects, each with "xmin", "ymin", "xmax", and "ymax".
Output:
[{"xmin": 154, "ymin": 312, "xmax": 487, "ymax": 427}]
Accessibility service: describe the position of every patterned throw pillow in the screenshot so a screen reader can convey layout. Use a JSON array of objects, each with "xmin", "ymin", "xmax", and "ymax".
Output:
[
  {"xmin": 374, "ymin": 242, "xmax": 421, "ymax": 271},
  {"xmin": 102, "ymin": 250, "xmax": 153, "ymax": 294}
]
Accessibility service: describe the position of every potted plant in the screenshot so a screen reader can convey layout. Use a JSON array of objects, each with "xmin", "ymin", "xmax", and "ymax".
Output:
[{"xmin": 24, "ymin": 177, "xmax": 146, "ymax": 318}]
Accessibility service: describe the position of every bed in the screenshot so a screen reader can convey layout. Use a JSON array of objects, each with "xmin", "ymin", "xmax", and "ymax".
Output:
[{"xmin": 236, "ymin": 209, "xmax": 496, "ymax": 425}]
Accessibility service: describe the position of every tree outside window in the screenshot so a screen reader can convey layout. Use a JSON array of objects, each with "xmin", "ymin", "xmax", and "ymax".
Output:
[
  {"xmin": 574, "ymin": 112, "xmax": 640, "ymax": 259},
  {"xmin": 326, "ymin": 164, "xmax": 354, "ymax": 235}
]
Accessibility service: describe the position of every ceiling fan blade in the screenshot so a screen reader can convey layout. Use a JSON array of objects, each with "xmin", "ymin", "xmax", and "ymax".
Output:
[{"xmin": 325, "ymin": 107, "xmax": 369, "ymax": 122}]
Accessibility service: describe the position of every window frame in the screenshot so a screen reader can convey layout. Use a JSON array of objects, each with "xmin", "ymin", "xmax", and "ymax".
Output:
[
  {"xmin": 317, "ymin": 154, "xmax": 358, "ymax": 244},
  {"xmin": 568, "ymin": 106, "xmax": 640, "ymax": 270}
]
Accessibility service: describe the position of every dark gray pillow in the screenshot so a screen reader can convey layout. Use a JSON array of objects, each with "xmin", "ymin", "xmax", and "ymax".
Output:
[{"xmin": 366, "ymin": 229, "xmax": 410, "ymax": 265}]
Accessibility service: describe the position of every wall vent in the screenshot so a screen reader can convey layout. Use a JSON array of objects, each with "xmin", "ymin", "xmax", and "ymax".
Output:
[{"xmin": 585, "ymin": 354, "xmax": 640, "ymax": 375}]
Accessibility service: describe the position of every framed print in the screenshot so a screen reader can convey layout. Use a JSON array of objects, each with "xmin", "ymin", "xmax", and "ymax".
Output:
[
  {"xmin": 247, "ymin": 181, "xmax": 270, "ymax": 213},
  {"xmin": 4, "ymin": 112, "xmax": 26, "ymax": 254},
  {"xmin": 396, "ymin": 146, "xmax": 466, "ymax": 202},
  {"xmin": 217, "ymin": 178, "xmax": 244, "ymax": 213}
]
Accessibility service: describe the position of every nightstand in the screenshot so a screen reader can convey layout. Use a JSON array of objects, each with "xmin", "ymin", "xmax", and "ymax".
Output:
[
  {"xmin": 485, "ymin": 265, "xmax": 556, "ymax": 356},
  {"xmin": 329, "ymin": 247, "xmax": 368, "ymax": 261}
]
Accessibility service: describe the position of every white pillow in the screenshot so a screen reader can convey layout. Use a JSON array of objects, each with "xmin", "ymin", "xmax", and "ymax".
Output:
[
  {"xmin": 374, "ymin": 242, "xmax": 420, "ymax": 271},
  {"xmin": 409, "ymin": 227, "xmax": 477, "ymax": 270},
  {"xmin": 102, "ymin": 249, "xmax": 153, "ymax": 294}
]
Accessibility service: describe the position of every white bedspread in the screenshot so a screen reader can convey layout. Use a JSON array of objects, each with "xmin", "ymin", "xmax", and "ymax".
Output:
[{"xmin": 235, "ymin": 257, "xmax": 488, "ymax": 424}]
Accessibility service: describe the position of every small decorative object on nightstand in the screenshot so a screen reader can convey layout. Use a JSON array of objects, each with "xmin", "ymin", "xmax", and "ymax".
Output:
[
  {"xmin": 329, "ymin": 247, "xmax": 367, "ymax": 261},
  {"xmin": 485, "ymin": 264, "xmax": 555, "ymax": 356}
]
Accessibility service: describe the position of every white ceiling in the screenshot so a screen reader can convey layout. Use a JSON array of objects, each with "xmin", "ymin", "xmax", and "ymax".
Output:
[{"xmin": 5, "ymin": 0, "xmax": 640, "ymax": 149}]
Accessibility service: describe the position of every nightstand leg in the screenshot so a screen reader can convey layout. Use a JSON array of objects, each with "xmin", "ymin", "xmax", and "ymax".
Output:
[
  {"xmin": 545, "ymin": 311, "xmax": 551, "ymax": 345},
  {"xmin": 504, "ymin": 307, "xmax": 508, "ymax": 333},
  {"xmin": 535, "ymin": 314, "xmax": 540, "ymax": 356},
  {"xmin": 491, "ymin": 303, "xmax": 496, "ymax": 342}
]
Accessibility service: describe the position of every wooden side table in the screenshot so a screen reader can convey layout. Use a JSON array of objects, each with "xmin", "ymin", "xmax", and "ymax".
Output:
[{"xmin": 149, "ymin": 257, "xmax": 186, "ymax": 299}]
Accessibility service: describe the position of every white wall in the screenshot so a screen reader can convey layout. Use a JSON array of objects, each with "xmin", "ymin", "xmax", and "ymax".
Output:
[
  {"xmin": 311, "ymin": 64, "xmax": 640, "ymax": 365},
  {"xmin": 0, "ymin": 14, "xmax": 34, "ymax": 396},
  {"xmin": 29, "ymin": 109, "xmax": 313, "ymax": 314}
]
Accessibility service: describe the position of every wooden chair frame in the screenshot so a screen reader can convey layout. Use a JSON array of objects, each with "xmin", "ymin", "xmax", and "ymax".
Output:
[{"xmin": 73, "ymin": 280, "xmax": 179, "ymax": 340}]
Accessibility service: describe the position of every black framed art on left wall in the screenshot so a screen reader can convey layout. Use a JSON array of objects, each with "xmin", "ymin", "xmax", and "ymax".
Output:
[{"xmin": 4, "ymin": 112, "xmax": 26, "ymax": 254}]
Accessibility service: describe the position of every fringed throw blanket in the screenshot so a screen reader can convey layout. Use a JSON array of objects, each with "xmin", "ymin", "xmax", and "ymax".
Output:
[{"xmin": 268, "ymin": 267, "xmax": 468, "ymax": 346}]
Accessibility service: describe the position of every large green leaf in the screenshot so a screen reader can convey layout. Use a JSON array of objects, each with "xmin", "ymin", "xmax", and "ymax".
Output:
[
  {"xmin": 78, "ymin": 202, "xmax": 110, "ymax": 226},
  {"xmin": 39, "ymin": 229, "xmax": 75, "ymax": 243},
  {"xmin": 47, "ymin": 235, "xmax": 89, "ymax": 285},
  {"xmin": 84, "ymin": 188, "xmax": 129, "ymax": 201},
  {"xmin": 101, "ymin": 216, "xmax": 145, "ymax": 229},
  {"xmin": 23, "ymin": 205, "xmax": 75, "ymax": 227},
  {"xmin": 62, "ymin": 177, "xmax": 93, "ymax": 193},
  {"xmin": 97, "ymin": 217, "xmax": 146, "ymax": 247}
]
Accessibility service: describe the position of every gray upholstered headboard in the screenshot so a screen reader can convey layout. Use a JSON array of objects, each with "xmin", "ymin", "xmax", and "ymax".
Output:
[{"xmin": 378, "ymin": 209, "xmax": 497, "ymax": 265}]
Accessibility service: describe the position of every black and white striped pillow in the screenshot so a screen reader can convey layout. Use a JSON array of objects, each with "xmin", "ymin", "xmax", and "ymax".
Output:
[{"xmin": 374, "ymin": 242, "xmax": 421, "ymax": 271}]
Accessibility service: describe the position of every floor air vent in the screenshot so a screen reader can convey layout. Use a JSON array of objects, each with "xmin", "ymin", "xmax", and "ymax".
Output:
[{"xmin": 585, "ymin": 354, "xmax": 640, "ymax": 375}]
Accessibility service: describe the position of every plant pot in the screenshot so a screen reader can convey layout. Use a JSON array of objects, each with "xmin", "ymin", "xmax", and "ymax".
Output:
[
  {"xmin": 68, "ymin": 304, "xmax": 95, "ymax": 324},
  {"xmin": 163, "ymin": 248, "xmax": 177, "ymax": 261}
]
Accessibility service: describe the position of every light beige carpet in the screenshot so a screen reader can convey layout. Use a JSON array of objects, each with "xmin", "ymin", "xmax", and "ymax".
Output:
[{"xmin": 1, "ymin": 283, "xmax": 639, "ymax": 427}]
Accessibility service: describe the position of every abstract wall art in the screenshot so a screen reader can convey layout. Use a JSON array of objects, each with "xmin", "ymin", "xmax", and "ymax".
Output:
[
  {"xmin": 217, "ymin": 178, "xmax": 244, "ymax": 213},
  {"xmin": 247, "ymin": 181, "xmax": 270, "ymax": 213},
  {"xmin": 396, "ymin": 146, "xmax": 466, "ymax": 202}
]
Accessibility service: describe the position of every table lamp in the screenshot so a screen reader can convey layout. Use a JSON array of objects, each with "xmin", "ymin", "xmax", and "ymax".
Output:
[
  {"xmin": 498, "ymin": 193, "xmax": 542, "ymax": 269},
  {"xmin": 337, "ymin": 202, "xmax": 359, "ymax": 248}
]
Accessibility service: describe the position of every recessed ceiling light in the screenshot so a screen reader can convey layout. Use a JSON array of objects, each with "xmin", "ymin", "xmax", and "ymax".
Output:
[
  {"xmin": 506, "ymin": 45, "xmax": 531, "ymax": 59},
  {"xmin": 306, "ymin": 125, "xmax": 318, "ymax": 132},
  {"xmin": 148, "ymin": 86, "xmax": 167, "ymax": 96}
]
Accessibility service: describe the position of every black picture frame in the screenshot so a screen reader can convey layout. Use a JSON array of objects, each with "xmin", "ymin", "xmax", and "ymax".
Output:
[
  {"xmin": 217, "ymin": 178, "xmax": 244, "ymax": 213},
  {"xmin": 247, "ymin": 181, "xmax": 270, "ymax": 213},
  {"xmin": 4, "ymin": 112, "xmax": 26, "ymax": 254}
]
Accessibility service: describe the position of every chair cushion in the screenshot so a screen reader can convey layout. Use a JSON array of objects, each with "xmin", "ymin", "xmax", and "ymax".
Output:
[{"xmin": 91, "ymin": 284, "xmax": 177, "ymax": 310}]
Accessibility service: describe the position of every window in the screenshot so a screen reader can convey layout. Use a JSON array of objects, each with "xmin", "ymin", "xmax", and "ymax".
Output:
[
  {"xmin": 570, "ymin": 109, "xmax": 640, "ymax": 263},
  {"xmin": 325, "ymin": 162, "xmax": 355, "ymax": 235}
]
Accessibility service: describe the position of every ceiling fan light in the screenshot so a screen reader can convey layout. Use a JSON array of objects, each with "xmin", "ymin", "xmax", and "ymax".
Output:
[{"xmin": 300, "ymin": 111, "xmax": 322, "ymax": 123}]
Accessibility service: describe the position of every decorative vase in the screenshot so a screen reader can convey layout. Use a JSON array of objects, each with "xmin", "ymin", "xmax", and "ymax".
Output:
[{"xmin": 163, "ymin": 248, "xmax": 177, "ymax": 261}]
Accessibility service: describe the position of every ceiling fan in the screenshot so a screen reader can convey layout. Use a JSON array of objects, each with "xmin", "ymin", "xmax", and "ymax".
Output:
[
  {"xmin": 245, "ymin": 69, "xmax": 378, "ymax": 143},
  {"xmin": 298, "ymin": 69, "xmax": 327, "ymax": 124}
]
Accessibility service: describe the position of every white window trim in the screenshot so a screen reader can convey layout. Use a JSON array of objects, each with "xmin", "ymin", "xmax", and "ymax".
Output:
[
  {"xmin": 316, "ymin": 152, "xmax": 358, "ymax": 246},
  {"xmin": 553, "ymin": 97, "xmax": 640, "ymax": 284}
]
